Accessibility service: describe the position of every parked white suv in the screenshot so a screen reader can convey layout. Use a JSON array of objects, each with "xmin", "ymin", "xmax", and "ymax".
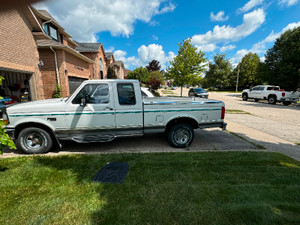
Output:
[{"xmin": 242, "ymin": 85, "xmax": 299, "ymax": 105}]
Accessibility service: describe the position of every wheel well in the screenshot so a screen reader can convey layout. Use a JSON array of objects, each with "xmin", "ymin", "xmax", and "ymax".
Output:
[
  {"xmin": 15, "ymin": 123, "xmax": 59, "ymax": 148},
  {"xmin": 165, "ymin": 117, "xmax": 198, "ymax": 133},
  {"xmin": 242, "ymin": 93, "xmax": 248, "ymax": 96}
]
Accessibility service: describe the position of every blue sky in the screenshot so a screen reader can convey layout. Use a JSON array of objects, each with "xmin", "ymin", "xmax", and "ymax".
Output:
[{"xmin": 34, "ymin": 0, "xmax": 300, "ymax": 70}]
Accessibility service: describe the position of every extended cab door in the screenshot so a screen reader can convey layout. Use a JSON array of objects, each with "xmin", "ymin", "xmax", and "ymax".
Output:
[
  {"xmin": 114, "ymin": 82, "xmax": 143, "ymax": 135},
  {"xmin": 63, "ymin": 82, "xmax": 116, "ymax": 138}
]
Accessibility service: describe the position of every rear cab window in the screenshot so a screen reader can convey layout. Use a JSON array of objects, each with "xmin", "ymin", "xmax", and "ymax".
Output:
[{"xmin": 117, "ymin": 83, "xmax": 136, "ymax": 105}]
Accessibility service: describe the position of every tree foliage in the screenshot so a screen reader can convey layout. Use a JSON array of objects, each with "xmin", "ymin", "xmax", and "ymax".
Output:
[
  {"xmin": 0, "ymin": 76, "xmax": 16, "ymax": 154},
  {"xmin": 107, "ymin": 66, "xmax": 117, "ymax": 79},
  {"xmin": 231, "ymin": 52, "xmax": 262, "ymax": 89},
  {"xmin": 262, "ymin": 27, "xmax": 300, "ymax": 90},
  {"xmin": 146, "ymin": 60, "xmax": 161, "ymax": 72},
  {"xmin": 166, "ymin": 38, "xmax": 206, "ymax": 96},
  {"xmin": 202, "ymin": 54, "xmax": 232, "ymax": 89},
  {"xmin": 127, "ymin": 67, "xmax": 149, "ymax": 84},
  {"xmin": 148, "ymin": 71, "xmax": 164, "ymax": 91}
]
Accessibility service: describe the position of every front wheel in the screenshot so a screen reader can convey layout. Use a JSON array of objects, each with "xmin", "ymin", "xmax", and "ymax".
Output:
[
  {"xmin": 168, "ymin": 123, "xmax": 194, "ymax": 148},
  {"xmin": 242, "ymin": 93, "xmax": 248, "ymax": 101},
  {"xmin": 16, "ymin": 127, "xmax": 53, "ymax": 154}
]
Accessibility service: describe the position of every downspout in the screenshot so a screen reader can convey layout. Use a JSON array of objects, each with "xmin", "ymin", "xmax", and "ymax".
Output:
[{"xmin": 50, "ymin": 46, "xmax": 60, "ymax": 86}]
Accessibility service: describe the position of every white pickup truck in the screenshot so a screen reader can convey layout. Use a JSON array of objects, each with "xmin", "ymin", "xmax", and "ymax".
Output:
[
  {"xmin": 242, "ymin": 85, "xmax": 299, "ymax": 105},
  {"xmin": 3, "ymin": 80, "xmax": 226, "ymax": 154}
]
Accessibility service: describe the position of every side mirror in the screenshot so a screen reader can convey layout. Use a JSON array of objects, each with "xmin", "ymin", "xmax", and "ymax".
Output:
[{"xmin": 80, "ymin": 98, "xmax": 86, "ymax": 107}]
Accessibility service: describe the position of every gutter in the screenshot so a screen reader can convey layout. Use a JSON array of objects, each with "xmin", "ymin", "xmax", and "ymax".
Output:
[{"xmin": 50, "ymin": 46, "xmax": 60, "ymax": 86}]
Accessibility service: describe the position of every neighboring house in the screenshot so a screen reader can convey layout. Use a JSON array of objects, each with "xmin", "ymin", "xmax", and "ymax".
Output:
[
  {"xmin": 75, "ymin": 42, "xmax": 107, "ymax": 80},
  {"xmin": 31, "ymin": 8, "xmax": 94, "ymax": 97},
  {"xmin": 0, "ymin": 7, "xmax": 44, "ymax": 101},
  {"xmin": 0, "ymin": 6, "xmax": 126, "ymax": 100},
  {"xmin": 114, "ymin": 61, "xmax": 125, "ymax": 79}
]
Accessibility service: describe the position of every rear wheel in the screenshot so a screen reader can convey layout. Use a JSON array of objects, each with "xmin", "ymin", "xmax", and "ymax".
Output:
[
  {"xmin": 168, "ymin": 123, "xmax": 194, "ymax": 148},
  {"xmin": 16, "ymin": 127, "xmax": 53, "ymax": 154},
  {"xmin": 268, "ymin": 96, "xmax": 277, "ymax": 104},
  {"xmin": 283, "ymin": 101, "xmax": 291, "ymax": 106},
  {"xmin": 242, "ymin": 93, "xmax": 248, "ymax": 101}
]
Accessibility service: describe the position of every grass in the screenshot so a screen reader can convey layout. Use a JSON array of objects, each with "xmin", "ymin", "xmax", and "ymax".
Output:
[
  {"xmin": 1, "ymin": 152, "xmax": 300, "ymax": 224},
  {"xmin": 226, "ymin": 109, "xmax": 252, "ymax": 115}
]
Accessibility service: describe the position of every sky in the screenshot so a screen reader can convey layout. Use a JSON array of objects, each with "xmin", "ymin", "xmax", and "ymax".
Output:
[{"xmin": 33, "ymin": 0, "xmax": 300, "ymax": 71}]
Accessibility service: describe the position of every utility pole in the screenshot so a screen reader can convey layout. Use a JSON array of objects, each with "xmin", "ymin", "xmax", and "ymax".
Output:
[{"xmin": 236, "ymin": 65, "xmax": 240, "ymax": 92}]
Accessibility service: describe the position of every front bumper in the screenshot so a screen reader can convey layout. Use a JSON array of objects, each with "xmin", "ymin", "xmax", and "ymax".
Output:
[{"xmin": 5, "ymin": 128, "xmax": 15, "ymax": 139}]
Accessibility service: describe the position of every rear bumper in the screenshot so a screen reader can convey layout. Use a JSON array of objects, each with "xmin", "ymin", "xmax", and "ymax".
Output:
[{"xmin": 199, "ymin": 122, "xmax": 227, "ymax": 131}]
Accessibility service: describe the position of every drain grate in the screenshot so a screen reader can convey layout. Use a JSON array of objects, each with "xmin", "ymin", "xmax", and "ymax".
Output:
[{"xmin": 92, "ymin": 162, "xmax": 129, "ymax": 184}]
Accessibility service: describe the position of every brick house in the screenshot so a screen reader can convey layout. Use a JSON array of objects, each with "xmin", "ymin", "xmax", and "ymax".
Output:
[
  {"xmin": 0, "ymin": 6, "xmax": 126, "ymax": 101},
  {"xmin": 75, "ymin": 42, "xmax": 107, "ymax": 80},
  {"xmin": 114, "ymin": 61, "xmax": 125, "ymax": 79}
]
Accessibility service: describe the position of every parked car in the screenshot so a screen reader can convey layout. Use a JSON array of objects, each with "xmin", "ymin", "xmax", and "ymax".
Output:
[
  {"xmin": 188, "ymin": 88, "xmax": 209, "ymax": 98},
  {"xmin": 141, "ymin": 87, "xmax": 154, "ymax": 97},
  {"xmin": 242, "ymin": 85, "xmax": 299, "ymax": 105},
  {"xmin": 4, "ymin": 79, "xmax": 226, "ymax": 154},
  {"xmin": 171, "ymin": 86, "xmax": 178, "ymax": 90}
]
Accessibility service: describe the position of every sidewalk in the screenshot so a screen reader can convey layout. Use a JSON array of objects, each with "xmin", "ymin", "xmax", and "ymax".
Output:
[{"xmin": 226, "ymin": 119, "xmax": 300, "ymax": 161}]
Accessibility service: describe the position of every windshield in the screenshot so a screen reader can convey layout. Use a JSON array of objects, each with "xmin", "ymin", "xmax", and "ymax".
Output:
[{"xmin": 194, "ymin": 88, "xmax": 206, "ymax": 93}]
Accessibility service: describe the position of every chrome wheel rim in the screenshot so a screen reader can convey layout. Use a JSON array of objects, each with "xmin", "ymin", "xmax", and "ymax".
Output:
[
  {"xmin": 24, "ymin": 132, "xmax": 44, "ymax": 150},
  {"xmin": 174, "ymin": 128, "xmax": 190, "ymax": 145}
]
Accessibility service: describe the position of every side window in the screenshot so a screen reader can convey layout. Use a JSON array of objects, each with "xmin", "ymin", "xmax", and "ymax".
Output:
[
  {"xmin": 252, "ymin": 87, "xmax": 260, "ymax": 91},
  {"xmin": 117, "ymin": 83, "xmax": 136, "ymax": 105},
  {"xmin": 72, "ymin": 84, "xmax": 109, "ymax": 104},
  {"xmin": 258, "ymin": 87, "xmax": 264, "ymax": 91}
]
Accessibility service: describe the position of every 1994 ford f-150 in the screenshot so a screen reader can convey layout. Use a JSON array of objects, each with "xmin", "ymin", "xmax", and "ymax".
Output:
[{"xmin": 3, "ymin": 80, "xmax": 227, "ymax": 154}]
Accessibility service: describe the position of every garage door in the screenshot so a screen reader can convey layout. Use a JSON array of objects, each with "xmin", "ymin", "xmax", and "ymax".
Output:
[{"xmin": 68, "ymin": 76, "xmax": 87, "ymax": 95}]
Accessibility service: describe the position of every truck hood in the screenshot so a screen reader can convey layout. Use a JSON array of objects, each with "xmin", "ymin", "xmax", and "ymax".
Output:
[{"xmin": 7, "ymin": 98, "xmax": 67, "ymax": 115}]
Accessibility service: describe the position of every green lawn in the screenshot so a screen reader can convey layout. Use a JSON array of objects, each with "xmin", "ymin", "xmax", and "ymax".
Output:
[{"xmin": 1, "ymin": 152, "xmax": 300, "ymax": 225}]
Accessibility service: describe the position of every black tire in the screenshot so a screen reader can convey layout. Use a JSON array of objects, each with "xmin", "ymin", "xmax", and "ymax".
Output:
[
  {"xmin": 283, "ymin": 101, "xmax": 291, "ymax": 106},
  {"xmin": 16, "ymin": 127, "xmax": 53, "ymax": 154},
  {"xmin": 168, "ymin": 123, "xmax": 194, "ymax": 148},
  {"xmin": 255, "ymin": 99, "xmax": 259, "ymax": 102},
  {"xmin": 242, "ymin": 93, "xmax": 248, "ymax": 101},
  {"xmin": 268, "ymin": 96, "xmax": 277, "ymax": 104}
]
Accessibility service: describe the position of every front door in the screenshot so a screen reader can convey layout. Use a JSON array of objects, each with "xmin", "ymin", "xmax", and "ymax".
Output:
[{"xmin": 63, "ymin": 82, "xmax": 116, "ymax": 141}]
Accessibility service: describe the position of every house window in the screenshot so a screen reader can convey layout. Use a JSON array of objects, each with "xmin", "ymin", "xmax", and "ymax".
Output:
[
  {"xmin": 43, "ymin": 23, "xmax": 58, "ymax": 41},
  {"xmin": 99, "ymin": 58, "xmax": 103, "ymax": 71}
]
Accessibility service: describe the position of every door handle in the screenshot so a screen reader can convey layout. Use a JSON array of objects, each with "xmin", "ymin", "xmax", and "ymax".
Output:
[{"xmin": 104, "ymin": 107, "xmax": 113, "ymax": 111}]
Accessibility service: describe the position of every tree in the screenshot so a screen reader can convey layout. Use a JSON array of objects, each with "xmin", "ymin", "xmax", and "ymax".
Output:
[
  {"xmin": 203, "ymin": 54, "xmax": 232, "ymax": 89},
  {"xmin": 127, "ymin": 67, "xmax": 149, "ymax": 84},
  {"xmin": 231, "ymin": 52, "xmax": 261, "ymax": 89},
  {"xmin": 148, "ymin": 71, "xmax": 164, "ymax": 91},
  {"xmin": 263, "ymin": 27, "xmax": 300, "ymax": 90},
  {"xmin": 107, "ymin": 66, "xmax": 117, "ymax": 79},
  {"xmin": 166, "ymin": 38, "xmax": 206, "ymax": 96},
  {"xmin": 0, "ymin": 76, "xmax": 16, "ymax": 154},
  {"xmin": 146, "ymin": 60, "xmax": 161, "ymax": 72}
]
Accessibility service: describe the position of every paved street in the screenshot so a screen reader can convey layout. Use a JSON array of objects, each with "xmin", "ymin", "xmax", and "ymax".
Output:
[{"xmin": 2, "ymin": 89, "xmax": 300, "ymax": 160}]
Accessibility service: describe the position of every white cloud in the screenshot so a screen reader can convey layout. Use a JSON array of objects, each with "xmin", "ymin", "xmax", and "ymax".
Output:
[
  {"xmin": 278, "ymin": 0, "xmax": 299, "ymax": 7},
  {"xmin": 231, "ymin": 21, "xmax": 300, "ymax": 64},
  {"xmin": 114, "ymin": 44, "xmax": 175, "ymax": 69},
  {"xmin": 220, "ymin": 45, "xmax": 236, "ymax": 52},
  {"xmin": 210, "ymin": 11, "xmax": 229, "ymax": 22},
  {"xmin": 152, "ymin": 35, "xmax": 159, "ymax": 41},
  {"xmin": 33, "ymin": 0, "xmax": 176, "ymax": 42},
  {"xmin": 192, "ymin": 9, "xmax": 265, "ymax": 52},
  {"xmin": 196, "ymin": 44, "xmax": 218, "ymax": 52},
  {"xmin": 238, "ymin": 0, "xmax": 264, "ymax": 13}
]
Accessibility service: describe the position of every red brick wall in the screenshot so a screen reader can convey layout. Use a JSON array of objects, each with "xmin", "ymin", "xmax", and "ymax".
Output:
[{"xmin": 0, "ymin": 9, "xmax": 44, "ymax": 100}]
